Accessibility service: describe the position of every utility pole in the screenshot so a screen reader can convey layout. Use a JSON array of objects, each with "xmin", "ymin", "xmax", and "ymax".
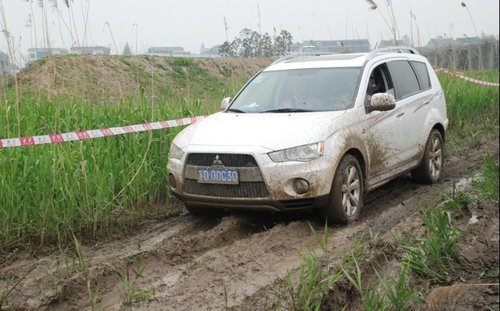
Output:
[
  {"xmin": 132, "ymin": 23, "xmax": 138, "ymax": 55},
  {"xmin": 257, "ymin": 3, "xmax": 262, "ymax": 35},
  {"xmin": 223, "ymin": 16, "xmax": 229, "ymax": 42},
  {"xmin": 409, "ymin": 6, "xmax": 414, "ymax": 47}
]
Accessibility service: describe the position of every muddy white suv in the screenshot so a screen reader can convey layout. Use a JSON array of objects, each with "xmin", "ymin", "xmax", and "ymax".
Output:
[{"xmin": 167, "ymin": 47, "xmax": 448, "ymax": 223}]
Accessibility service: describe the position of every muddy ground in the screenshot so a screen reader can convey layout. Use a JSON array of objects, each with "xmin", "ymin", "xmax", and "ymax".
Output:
[{"xmin": 1, "ymin": 140, "xmax": 498, "ymax": 311}]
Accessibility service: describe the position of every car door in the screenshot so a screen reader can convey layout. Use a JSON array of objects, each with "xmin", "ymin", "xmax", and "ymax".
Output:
[
  {"xmin": 361, "ymin": 61, "xmax": 408, "ymax": 178},
  {"xmin": 386, "ymin": 59, "xmax": 432, "ymax": 163}
]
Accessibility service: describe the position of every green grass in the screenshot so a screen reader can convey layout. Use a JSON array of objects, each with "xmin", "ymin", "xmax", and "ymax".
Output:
[
  {"xmin": 477, "ymin": 156, "xmax": 499, "ymax": 203},
  {"xmin": 0, "ymin": 62, "xmax": 246, "ymax": 248},
  {"xmin": 0, "ymin": 93, "xmax": 189, "ymax": 247},
  {"xmin": 396, "ymin": 197, "xmax": 462, "ymax": 284},
  {"xmin": 438, "ymin": 71, "xmax": 499, "ymax": 154},
  {"xmin": 463, "ymin": 69, "xmax": 499, "ymax": 83}
]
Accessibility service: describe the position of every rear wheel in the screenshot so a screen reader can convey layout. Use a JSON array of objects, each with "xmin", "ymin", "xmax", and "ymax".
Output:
[
  {"xmin": 412, "ymin": 129, "xmax": 443, "ymax": 184},
  {"xmin": 321, "ymin": 154, "xmax": 364, "ymax": 224}
]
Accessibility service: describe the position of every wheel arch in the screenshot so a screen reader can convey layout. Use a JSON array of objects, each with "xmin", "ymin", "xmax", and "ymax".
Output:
[
  {"xmin": 431, "ymin": 122, "xmax": 446, "ymax": 143},
  {"xmin": 345, "ymin": 148, "xmax": 367, "ymax": 182}
]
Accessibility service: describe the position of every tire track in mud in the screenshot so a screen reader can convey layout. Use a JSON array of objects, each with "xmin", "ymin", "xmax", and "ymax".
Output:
[
  {"xmin": 2, "ymin": 141, "xmax": 497, "ymax": 310},
  {"xmin": 46, "ymin": 215, "xmax": 272, "ymax": 311}
]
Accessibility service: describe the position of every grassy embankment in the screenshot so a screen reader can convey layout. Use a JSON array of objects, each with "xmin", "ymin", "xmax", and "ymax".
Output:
[{"xmin": 0, "ymin": 56, "xmax": 247, "ymax": 249}]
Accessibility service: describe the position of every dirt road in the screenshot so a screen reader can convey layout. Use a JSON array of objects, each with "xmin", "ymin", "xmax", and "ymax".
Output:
[{"xmin": 1, "ymin": 140, "xmax": 498, "ymax": 310}]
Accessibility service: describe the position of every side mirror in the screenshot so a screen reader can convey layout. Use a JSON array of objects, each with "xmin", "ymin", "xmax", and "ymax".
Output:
[
  {"xmin": 221, "ymin": 97, "xmax": 231, "ymax": 110},
  {"xmin": 367, "ymin": 93, "xmax": 396, "ymax": 113}
]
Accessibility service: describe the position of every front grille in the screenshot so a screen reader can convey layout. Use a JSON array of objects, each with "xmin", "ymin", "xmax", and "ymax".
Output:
[
  {"xmin": 183, "ymin": 180, "xmax": 269, "ymax": 198},
  {"xmin": 183, "ymin": 153, "xmax": 268, "ymax": 198},
  {"xmin": 186, "ymin": 153, "xmax": 258, "ymax": 167}
]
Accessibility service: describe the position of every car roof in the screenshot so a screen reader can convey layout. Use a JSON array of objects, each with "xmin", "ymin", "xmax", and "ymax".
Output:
[{"xmin": 265, "ymin": 47, "xmax": 424, "ymax": 71}]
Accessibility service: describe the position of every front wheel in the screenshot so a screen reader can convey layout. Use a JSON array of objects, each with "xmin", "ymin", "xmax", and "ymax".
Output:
[
  {"xmin": 321, "ymin": 155, "xmax": 364, "ymax": 224},
  {"xmin": 412, "ymin": 129, "xmax": 444, "ymax": 184}
]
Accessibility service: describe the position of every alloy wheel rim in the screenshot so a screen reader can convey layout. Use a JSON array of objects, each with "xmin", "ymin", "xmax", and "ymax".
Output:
[
  {"xmin": 429, "ymin": 136, "xmax": 443, "ymax": 179},
  {"xmin": 341, "ymin": 165, "xmax": 360, "ymax": 217}
]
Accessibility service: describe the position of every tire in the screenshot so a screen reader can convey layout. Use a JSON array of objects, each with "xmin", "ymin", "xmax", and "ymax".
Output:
[
  {"xmin": 321, "ymin": 154, "xmax": 364, "ymax": 224},
  {"xmin": 412, "ymin": 129, "xmax": 444, "ymax": 184}
]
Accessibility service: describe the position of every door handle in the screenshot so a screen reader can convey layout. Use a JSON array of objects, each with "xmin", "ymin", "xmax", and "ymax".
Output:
[{"xmin": 396, "ymin": 112, "xmax": 405, "ymax": 118}]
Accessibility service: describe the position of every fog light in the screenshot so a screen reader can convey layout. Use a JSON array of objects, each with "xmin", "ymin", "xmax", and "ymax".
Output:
[
  {"xmin": 168, "ymin": 173, "xmax": 176, "ymax": 188},
  {"xmin": 293, "ymin": 178, "xmax": 310, "ymax": 194}
]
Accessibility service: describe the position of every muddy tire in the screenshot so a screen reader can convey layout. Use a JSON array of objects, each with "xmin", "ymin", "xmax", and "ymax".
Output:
[
  {"xmin": 321, "ymin": 154, "xmax": 364, "ymax": 224},
  {"xmin": 412, "ymin": 129, "xmax": 443, "ymax": 184}
]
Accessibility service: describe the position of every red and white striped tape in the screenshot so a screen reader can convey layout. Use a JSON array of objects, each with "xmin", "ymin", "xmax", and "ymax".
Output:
[
  {"xmin": 435, "ymin": 68, "xmax": 500, "ymax": 87},
  {"xmin": 0, "ymin": 116, "xmax": 205, "ymax": 149}
]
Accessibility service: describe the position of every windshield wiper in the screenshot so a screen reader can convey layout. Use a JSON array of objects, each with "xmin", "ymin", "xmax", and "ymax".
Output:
[
  {"xmin": 226, "ymin": 108, "xmax": 246, "ymax": 113},
  {"xmin": 261, "ymin": 108, "xmax": 313, "ymax": 113}
]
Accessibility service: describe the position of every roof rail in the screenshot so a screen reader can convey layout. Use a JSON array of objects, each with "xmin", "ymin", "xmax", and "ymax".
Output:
[
  {"xmin": 271, "ymin": 54, "xmax": 298, "ymax": 65},
  {"xmin": 367, "ymin": 46, "xmax": 419, "ymax": 60},
  {"xmin": 271, "ymin": 51, "xmax": 338, "ymax": 65}
]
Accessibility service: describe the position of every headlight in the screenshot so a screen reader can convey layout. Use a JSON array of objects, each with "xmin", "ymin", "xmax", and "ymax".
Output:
[
  {"xmin": 268, "ymin": 142, "xmax": 324, "ymax": 162},
  {"xmin": 169, "ymin": 143, "xmax": 185, "ymax": 160}
]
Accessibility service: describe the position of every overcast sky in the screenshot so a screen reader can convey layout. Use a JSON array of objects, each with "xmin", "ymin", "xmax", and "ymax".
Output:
[{"xmin": 1, "ymin": 0, "xmax": 499, "ymax": 57}]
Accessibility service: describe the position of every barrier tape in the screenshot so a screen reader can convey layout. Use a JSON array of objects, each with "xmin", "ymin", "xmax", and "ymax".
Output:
[
  {"xmin": 435, "ymin": 68, "xmax": 500, "ymax": 87},
  {"xmin": 0, "ymin": 116, "xmax": 205, "ymax": 149}
]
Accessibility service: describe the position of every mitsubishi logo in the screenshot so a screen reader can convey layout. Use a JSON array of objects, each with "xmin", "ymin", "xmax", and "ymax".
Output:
[{"xmin": 212, "ymin": 154, "xmax": 224, "ymax": 166}]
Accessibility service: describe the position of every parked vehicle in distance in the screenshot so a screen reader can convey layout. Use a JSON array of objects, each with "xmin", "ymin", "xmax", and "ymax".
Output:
[{"xmin": 167, "ymin": 47, "xmax": 448, "ymax": 223}]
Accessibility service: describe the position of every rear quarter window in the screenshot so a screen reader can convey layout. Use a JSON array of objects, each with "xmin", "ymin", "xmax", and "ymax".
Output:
[{"xmin": 411, "ymin": 61, "xmax": 432, "ymax": 91}]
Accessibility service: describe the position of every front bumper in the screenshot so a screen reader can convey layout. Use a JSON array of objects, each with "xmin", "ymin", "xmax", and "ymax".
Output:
[
  {"xmin": 167, "ymin": 145, "xmax": 336, "ymax": 211},
  {"xmin": 172, "ymin": 192, "xmax": 329, "ymax": 212}
]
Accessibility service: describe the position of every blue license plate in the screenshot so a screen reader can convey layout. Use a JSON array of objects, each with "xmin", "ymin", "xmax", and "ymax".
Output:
[{"xmin": 197, "ymin": 168, "xmax": 239, "ymax": 185}]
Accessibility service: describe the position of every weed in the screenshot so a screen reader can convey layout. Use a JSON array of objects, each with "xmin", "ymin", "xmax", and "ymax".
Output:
[
  {"xmin": 72, "ymin": 233, "xmax": 87, "ymax": 269},
  {"xmin": 172, "ymin": 57, "xmax": 192, "ymax": 67},
  {"xmin": 113, "ymin": 260, "xmax": 154, "ymax": 305},
  {"xmin": 0, "ymin": 266, "xmax": 35, "ymax": 310},
  {"xmin": 341, "ymin": 255, "xmax": 390, "ymax": 311},
  {"xmin": 375, "ymin": 263, "xmax": 420, "ymax": 311},
  {"xmin": 273, "ymin": 223, "xmax": 342, "ymax": 310},
  {"xmin": 87, "ymin": 280, "xmax": 99, "ymax": 310},
  {"xmin": 476, "ymin": 155, "xmax": 499, "ymax": 203},
  {"xmin": 397, "ymin": 198, "xmax": 462, "ymax": 284}
]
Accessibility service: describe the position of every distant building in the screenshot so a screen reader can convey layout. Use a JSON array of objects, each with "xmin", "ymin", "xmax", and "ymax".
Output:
[
  {"xmin": 70, "ymin": 46, "xmax": 110, "ymax": 55},
  {"xmin": 291, "ymin": 39, "xmax": 371, "ymax": 55},
  {"xmin": 200, "ymin": 45, "xmax": 222, "ymax": 57},
  {"xmin": 27, "ymin": 48, "xmax": 68, "ymax": 63},
  {"xmin": 454, "ymin": 37, "xmax": 481, "ymax": 46},
  {"xmin": 147, "ymin": 47, "xmax": 190, "ymax": 56},
  {"xmin": 425, "ymin": 36, "xmax": 454, "ymax": 48},
  {"xmin": 0, "ymin": 52, "xmax": 10, "ymax": 74}
]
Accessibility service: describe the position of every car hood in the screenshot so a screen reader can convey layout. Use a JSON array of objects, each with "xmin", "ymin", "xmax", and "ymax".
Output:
[{"xmin": 174, "ymin": 111, "xmax": 345, "ymax": 151}]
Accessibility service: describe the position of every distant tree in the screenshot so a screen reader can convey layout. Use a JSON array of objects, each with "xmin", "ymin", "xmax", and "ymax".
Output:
[
  {"xmin": 274, "ymin": 30, "xmax": 293, "ymax": 56},
  {"xmin": 240, "ymin": 28, "xmax": 256, "ymax": 57},
  {"xmin": 260, "ymin": 33, "xmax": 274, "ymax": 57},
  {"xmin": 218, "ymin": 28, "xmax": 293, "ymax": 58},
  {"xmin": 219, "ymin": 41, "xmax": 233, "ymax": 56},
  {"xmin": 122, "ymin": 43, "xmax": 132, "ymax": 56}
]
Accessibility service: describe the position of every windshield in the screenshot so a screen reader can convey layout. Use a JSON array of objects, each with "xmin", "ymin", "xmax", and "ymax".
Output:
[{"xmin": 228, "ymin": 67, "xmax": 361, "ymax": 113}]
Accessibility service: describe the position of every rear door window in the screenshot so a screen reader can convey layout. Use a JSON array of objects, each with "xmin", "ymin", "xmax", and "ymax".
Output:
[{"xmin": 387, "ymin": 60, "xmax": 420, "ymax": 100}]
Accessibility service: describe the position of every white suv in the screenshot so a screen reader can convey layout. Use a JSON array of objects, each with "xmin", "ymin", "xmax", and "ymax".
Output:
[{"xmin": 167, "ymin": 47, "xmax": 448, "ymax": 223}]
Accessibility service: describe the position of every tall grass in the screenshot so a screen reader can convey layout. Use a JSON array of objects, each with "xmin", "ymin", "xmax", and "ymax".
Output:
[
  {"xmin": 0, "ymin": 57, "xmax": 246, "ymax": 249},
  {"xmin": 438, "ymin": 70, "xmax": 499, "ymax": 153},
  {"xmin": 0, "ymin": 93, "xmax": 188, "ymax": 247}
]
